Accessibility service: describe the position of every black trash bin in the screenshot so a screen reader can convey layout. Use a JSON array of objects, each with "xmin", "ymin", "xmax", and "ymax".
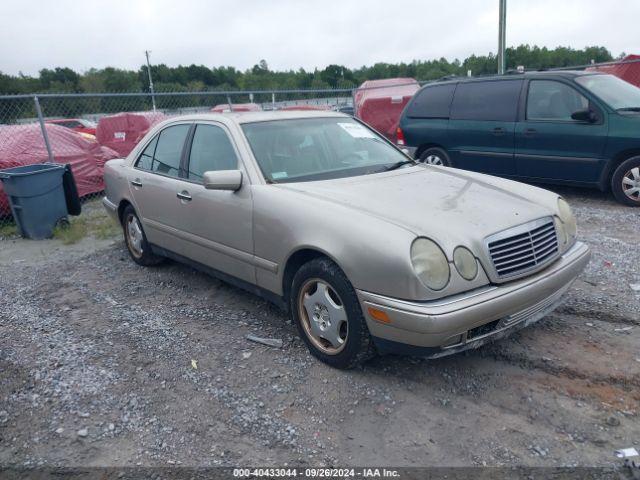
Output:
[{"xmin": 0, "ymin": 163, "xmax": 68, "ymax": 239}]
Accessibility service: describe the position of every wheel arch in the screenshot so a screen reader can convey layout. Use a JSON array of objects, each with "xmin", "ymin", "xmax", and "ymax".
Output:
[
  {"xmin": 117, "ymin": 199, "xmax": 134, "ymax": 225},
  {"xmin": 601, "ymin": 148, "xmax": 640, "ymax": 190},
  {"xmin": 415, "ymin": 143, "xmax": 448, "ymax": 160},
  {"xmin": 281, "ymin": 247, "xmax": 344, "ymax": 309}
]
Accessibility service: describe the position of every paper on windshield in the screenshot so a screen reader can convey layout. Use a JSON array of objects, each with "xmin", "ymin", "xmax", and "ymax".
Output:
[{"xmin": 338, "ymin": 123, "xmax": 376, "ymax": 139}]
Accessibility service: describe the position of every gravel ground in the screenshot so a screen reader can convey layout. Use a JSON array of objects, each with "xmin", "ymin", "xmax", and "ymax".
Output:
[{"xmin": 0, "ymin": 186, "xmax": 638, "ymax": 471}]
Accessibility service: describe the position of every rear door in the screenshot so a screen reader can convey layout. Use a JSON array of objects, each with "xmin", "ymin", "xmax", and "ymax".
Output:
[
  {"xmin": 400, "ymin": 83, "xmax": 455, "ymax": 152},
  {"xmin": 514, "ymin": 79, "xmax": 609, "ymax": 183},
  {"xmin": 448, "ymin": 79, "xmax": 523, "ymax": 175},
  {"xmin": 127, "ymin": 122, "xmax": 193, "ymax": 255}
]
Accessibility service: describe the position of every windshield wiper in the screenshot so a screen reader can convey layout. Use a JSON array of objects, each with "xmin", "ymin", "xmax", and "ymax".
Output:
[
  {"xmin": 616, "ymin": 107, "xmax": 640, "ymax": 112},
  {"xmin": 382, "ymin": 159, "xmax": 416, "ymax": 172}
]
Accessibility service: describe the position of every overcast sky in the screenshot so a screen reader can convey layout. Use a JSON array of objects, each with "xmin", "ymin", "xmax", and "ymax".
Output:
[{"xmin": 1, "ymin": 0, "xmax": 637, "ymax": 76}]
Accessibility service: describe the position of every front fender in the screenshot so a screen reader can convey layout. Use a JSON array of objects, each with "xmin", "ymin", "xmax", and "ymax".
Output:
[{"xmin": 252, "ymin": 185, "xmax": 422, "ymax": 300}]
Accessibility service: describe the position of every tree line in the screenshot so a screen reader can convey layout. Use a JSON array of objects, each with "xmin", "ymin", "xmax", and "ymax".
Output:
[
  {"xmin": 0, "ymin": 45, "xmax": 617, "ymax": 122},
  {"xmin": 0, "ymin": 45, "xmax": 616, "ymax": 96}
]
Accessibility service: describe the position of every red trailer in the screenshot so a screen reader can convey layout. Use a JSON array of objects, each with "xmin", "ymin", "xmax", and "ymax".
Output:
[
  {"xmin": 211, "ymin": 103, "xmax": 262, "ymax": 113},
  {"xmin": 96, "ymin": 111, "xmax": 166, "ymax": 157},
  {"xmin": 354, "ymin": 78, "xmax": 419, "ymax": 142},
  {"xmin": 0, "ymin": 124, "xmax": 118, "ymax": 216}
]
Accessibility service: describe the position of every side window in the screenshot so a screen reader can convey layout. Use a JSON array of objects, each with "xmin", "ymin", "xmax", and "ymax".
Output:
[
  {"xmin": 135, "ymin": 135, "xmax": 158, "ymax": 170},
  {"xmin": 151, "ymin": 124, "xmax": 190, "ymax": 177},
  {"xmin": 405, "ymin": 84, "xmax": 456, "ymax": 118},
  {"xmin": 450, "ymin": 80, "xmax": 522, "ymax": 122},
  {"xmin": 526, "ymin": 80, "xmax": 589, "ymax": 121},
  {"xmin": 187, "ymin": 124, "xmax": 238, "ymax": 181}
]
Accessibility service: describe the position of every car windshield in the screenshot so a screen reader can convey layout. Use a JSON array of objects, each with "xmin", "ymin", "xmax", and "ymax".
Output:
[
  {"xmin": 575, "ymin": 74, "xmax": 640, "ymax": 110},
  {"xmin": 241, "ymin": 117, "xmax": 409, "ymax": 183}
]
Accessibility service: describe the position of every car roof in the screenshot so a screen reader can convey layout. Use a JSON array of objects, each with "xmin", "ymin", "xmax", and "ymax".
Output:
[
  {"xmin": 184, "ymin": 110, "xmax": 347, "ymax": 125},
  {"xmin": 427, "ymin": 70, "xmax": 604, "ymax": 86}
]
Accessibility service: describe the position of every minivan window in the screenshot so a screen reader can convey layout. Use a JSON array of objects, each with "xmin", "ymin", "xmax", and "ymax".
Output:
[
  {"xmin": 450, "ymin": 80, "xmax": 522, "ymax": 122},
  {"xmin": 527, "ymin": 80, "xmax": 588, "ymax": 121},
  {"xmin": 151, "ymin": 124, "xmax": 190, "ymax": 177},
  {"xmin": 576, "ymin": 74, "xmax": 640, "ymax": 110},
  {"xmin": 405, "ymin": 84, "xmax": 456, "ymax": 118},
  {"xmin": 188, "ymin": 124, "xmax": 238, "ymax": 181}
]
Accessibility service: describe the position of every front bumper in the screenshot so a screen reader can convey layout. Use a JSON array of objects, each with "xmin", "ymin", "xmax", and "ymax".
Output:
[{"xmin": 358, "ymin": 241, "xmax": 590, "ymax": 358}]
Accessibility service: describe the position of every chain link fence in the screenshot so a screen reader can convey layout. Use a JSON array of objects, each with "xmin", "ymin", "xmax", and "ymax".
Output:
[
  {"xmin": 0, "ymin": 87, "xmax": 358, "ymax": 233},
  {"xmin": 1, "ymin": 57, "xmax": 639, "ymax": 235}
]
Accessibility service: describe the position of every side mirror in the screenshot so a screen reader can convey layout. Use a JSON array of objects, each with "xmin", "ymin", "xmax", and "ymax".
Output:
[
  {"xmin": 203, "ymin": 170, "xmax": 243, "ymax": 191},
  {"xmin": 571, "ymin": 109, "xmax": 597, "ymax": 123}
]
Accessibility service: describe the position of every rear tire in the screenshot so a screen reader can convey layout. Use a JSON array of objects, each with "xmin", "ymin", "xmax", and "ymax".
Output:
[
  {"xmin": 418, "ymin": 147, "xmax": 451, "ymax": 167},
  {"xmin": 290, "ymin": 257, "xmax": 376, "ymax": 369},
  {"xmin": 122, "ymin": 205, "xmax": 164, "ymax": 266},
  {"xmin": 611, "ymin": 156, "xmax": 640, "ymax": 207}
]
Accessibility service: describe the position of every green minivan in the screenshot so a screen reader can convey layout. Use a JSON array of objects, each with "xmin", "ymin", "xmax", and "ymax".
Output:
[{"xmin": 398, "ymin": 71, "xmax": 640, "ymax": 206}]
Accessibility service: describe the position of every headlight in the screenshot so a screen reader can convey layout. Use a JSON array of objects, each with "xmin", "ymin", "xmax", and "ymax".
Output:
[
  {"xmin": 410, "ymin": 238, "xmax": 450, "ymax": 290},
  {"xmin": 554, "ymin": 216, "xmax": 568, "ymax": 246},
  {"xmin": 557, "ymin": 198, "xmax": 577, "ymax": 240},
  {"xmin": 453, "ymin": 246, "xmax": 478, "ymax": 280}
]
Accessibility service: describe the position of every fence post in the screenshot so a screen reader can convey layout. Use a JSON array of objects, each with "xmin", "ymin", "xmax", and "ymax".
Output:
[
  {"xmin": 34, "ymin": 96, "xmax": 54, "ymax": 163},
  {"xmin": 351, "ymin": 89, "xmax": 357, "ymax": 117},
  {"xmin": 272, "ymin": 92, "xmax": 275, "ymax": 110},
  {"xmin": 226, "ymin": 94, "xmax": 234, "ymax": 112}
]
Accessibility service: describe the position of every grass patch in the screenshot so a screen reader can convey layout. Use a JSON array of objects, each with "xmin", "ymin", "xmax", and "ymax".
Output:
[
  {"xmin": 53, "ymin": 218, "xmax": 89, "ymax": 245},
  {"xmin": 0, "ymin": 222, "xmax": 18, "ymax": 238},
  {"xmin": 52, "ymin": 204, "xmax": 121, "ymax": 245},
  {"xmin": 93, "ymin": 216, "xmax": 121, "ymax": 240}
]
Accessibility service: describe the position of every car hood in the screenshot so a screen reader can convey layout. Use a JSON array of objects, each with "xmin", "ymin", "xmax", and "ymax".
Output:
[{"xmin": 275, "ymin": 166, "xmax": 558, "ymax": 256}]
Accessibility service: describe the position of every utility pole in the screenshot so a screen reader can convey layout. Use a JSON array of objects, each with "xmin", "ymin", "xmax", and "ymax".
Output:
[
  {"xmin": 145, "ymin": 50, "xmax": 157, "ymax": 111},
  {"xmin": 497, "ymin": 0, "xmax": 507, "ymax": 74}
]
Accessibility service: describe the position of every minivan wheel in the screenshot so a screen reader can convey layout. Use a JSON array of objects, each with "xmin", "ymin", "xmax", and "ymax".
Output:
[
  {"xmin": 611, "ymin": 156, "xmax": 640, "ymax": 207},
  {"xmin": 418, "ymin": 147, "xmax": 451, "ymax": 167},
  {"xmin": 290, "ymin": 257, "xmax": 376, "ymax": 369},
  {"xmin": 122, "ymin": 205, "xmax": 165, "ymax": 266}
]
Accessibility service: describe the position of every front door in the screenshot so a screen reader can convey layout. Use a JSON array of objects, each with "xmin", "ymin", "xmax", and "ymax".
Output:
[
  {"xmin": 175, "ymin": 122, "xmax": 255, "ymax": 284},
  {"xmin": 515, "ymin": 79, "xmax": 609, "ymax": 183},
  {"xmin": 448, "ymin": 79, "xmax": 523, "ymax": 176}
]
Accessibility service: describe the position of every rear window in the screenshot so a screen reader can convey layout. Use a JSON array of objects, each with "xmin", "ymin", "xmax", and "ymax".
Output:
[
  {"xmin": 405, "ymin": 84, "xmax": 456, "ymax": 118},
  {"xmin": 450, "ymin": 80, "xmax": 522, "ymax": 122}
]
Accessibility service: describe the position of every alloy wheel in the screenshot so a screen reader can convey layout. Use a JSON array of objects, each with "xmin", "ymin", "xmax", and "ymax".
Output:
[
  {"xmin": 622, "ymin": 167, "xmax": 640, "ymax": 202},
  {"xmin": 298, "ymin": 278, "xmax": 348, "ymax": 355},
  {"xmin": 125, "ymin": 214, "xmax": 144, "ymax": 258},
  {"xmin": 424, "ymin": 154, "xmax": 444, "ymax": 166}
]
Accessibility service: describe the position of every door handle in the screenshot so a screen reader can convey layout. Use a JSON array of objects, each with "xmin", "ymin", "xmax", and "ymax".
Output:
[
  {"xmin": 131, "ymin": 179, "xmax": 142, "ymax": 188},
  {"xmin": 176, "ymin": 191, "xmax": 192, "ymax": 202},
  {"xmin": 492, "ymin": 127, "xmax": 506, "ymax": 136},
  {"xmin": 524, "ymin": 128, "xmax": 537, "ymax": 137}
]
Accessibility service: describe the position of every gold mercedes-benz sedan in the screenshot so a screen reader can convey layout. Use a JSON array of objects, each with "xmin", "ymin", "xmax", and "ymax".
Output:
[{"xmin": 103, "ymin": 111, "xmax": 590, "ymax": 369}]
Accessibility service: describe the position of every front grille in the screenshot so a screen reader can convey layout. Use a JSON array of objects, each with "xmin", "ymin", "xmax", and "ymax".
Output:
[{"xmin": 487, "ymin": 217, "xmax": 559, "ymax": 279}]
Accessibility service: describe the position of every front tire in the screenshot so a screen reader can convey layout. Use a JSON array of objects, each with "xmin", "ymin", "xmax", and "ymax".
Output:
[
  {"xmin": 418, "ymin": 147, "xmax": 451, "ymax": 166},
  {"xmin": 611, "ymin": 156, "xmax": 640, "ymax": 207},
  {"xmin": 290, "ymin": 258, "xmax": 376, "ymax": 369},
  {"xmin": 122, "ymin": 205, "xmax": 164, "ymax": 266}
]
